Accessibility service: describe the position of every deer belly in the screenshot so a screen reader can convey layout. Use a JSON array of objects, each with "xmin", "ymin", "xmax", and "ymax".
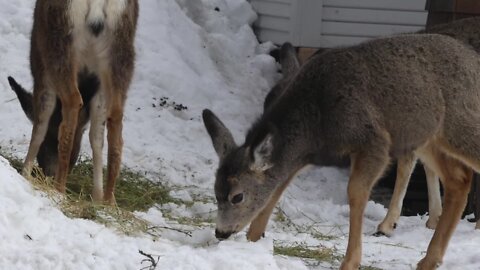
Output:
[{"xmin": 388, "ymin": 114, "xmax": 443, "ymax": 158}]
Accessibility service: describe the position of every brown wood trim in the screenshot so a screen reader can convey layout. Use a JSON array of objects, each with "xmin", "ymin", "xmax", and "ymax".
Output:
[{"xmin": 456, "ymin": 0, "xmax": 480, "ymax": 14}]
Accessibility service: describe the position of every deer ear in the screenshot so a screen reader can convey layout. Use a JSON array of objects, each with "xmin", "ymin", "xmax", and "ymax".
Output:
[
  {"xmin": 202, "ymin": 109, "xmax": 236, "ymax": 159},
  {"xmin": 279, "ymin": 42, "xmax": 300, "ymax": 78},
  {"xmin": 8, "ymin": 76, "xmax": 34, "ymax": 122},
  {"xmin": 250, "ymin": 133, "xmax": 274, "ymax": 172}
]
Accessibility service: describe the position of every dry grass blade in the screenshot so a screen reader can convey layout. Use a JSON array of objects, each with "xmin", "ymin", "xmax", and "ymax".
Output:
[{"xmin": 273, "ymin": 242, "xmax": 342, "ymax": 264}]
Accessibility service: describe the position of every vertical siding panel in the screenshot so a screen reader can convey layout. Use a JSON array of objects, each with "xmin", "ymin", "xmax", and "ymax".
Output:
[
  {"xmin": 290, "ymin": 0, "xmax": 301, "ymax": 46},
  {"xmin": 297, "ymin": 0, "xmax": 323, "ymax": 47}
]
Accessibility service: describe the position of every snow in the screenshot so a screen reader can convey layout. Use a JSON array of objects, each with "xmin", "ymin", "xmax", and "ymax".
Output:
[{"xmin": 0, "ymin": 0, "xmax": 479, "ymax": 269}]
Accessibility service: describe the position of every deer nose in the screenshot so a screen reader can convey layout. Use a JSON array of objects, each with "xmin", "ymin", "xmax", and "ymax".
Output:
[{"xmin": 215, "ymin": 229, "xmax": 232, "ymax": 240}]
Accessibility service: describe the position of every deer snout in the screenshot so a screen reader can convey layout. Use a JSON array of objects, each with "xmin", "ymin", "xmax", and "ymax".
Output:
[{"xmin": 215, "ymin": 229, "xmax": 233, "ymax": 240}]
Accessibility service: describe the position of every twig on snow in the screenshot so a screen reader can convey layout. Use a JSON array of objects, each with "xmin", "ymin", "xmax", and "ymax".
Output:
[
  {"xmin": 139, "ymin": 250, "xmax": 161, "ymax": 270},
  {"xmin": 147, "ymin": 225, "xmax": 193, "ymax": 237}
]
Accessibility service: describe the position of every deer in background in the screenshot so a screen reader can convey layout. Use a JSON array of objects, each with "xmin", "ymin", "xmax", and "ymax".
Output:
[
  {"xmin": 203, "ymin": 33, "xmax": 480, "ymax": 269},
  {"xmin": 375, "ymin": 16, "xmax": 480, "ymax": 234},
  {"xmin": 15, "ymin": 0, "xmax": 138, "ymax": 203},
  {"xmin": 264, "ymin": 16, "xmax": 480, "ymax": 239},
  {"xmin": 262, "ymin": 43, "xmax": 442, "ymax": 239}
]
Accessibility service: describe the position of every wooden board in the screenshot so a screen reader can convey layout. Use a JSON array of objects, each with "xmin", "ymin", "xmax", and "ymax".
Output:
[{"xmin": 456, "ymin": 0, "xmax": 480, "ymax": 14}]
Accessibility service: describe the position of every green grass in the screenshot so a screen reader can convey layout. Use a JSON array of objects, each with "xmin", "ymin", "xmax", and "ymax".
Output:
[
  {"xmin": 274, "ymin": 209, "xmax": 287, "ymax": 223},
  {"xmin": 312, "ymin": 231, "xmax": 337, "ymax": 241},
  {"xmin": 66, "ymin": 158, "xmax": 181, "ymax": 212}
]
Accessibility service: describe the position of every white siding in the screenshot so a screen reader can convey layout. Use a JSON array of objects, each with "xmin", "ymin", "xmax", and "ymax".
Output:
[
  {"xmin": 249, "ymin": 0, "xmax": 298, "ymax": 45},
  {"xmin": 249, "ymin": 0, "xmax": 428, "ymax": 47}
]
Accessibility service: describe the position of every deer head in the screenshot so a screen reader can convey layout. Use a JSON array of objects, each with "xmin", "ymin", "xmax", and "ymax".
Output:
[{"xmin": 202, "ymin": 109, "xmax": 299, "ymax": 239}]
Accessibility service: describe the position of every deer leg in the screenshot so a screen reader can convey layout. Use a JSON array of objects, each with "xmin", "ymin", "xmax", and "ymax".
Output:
[
  {"xmin": 23, "ymin": 88, "xmax": 56, "ymax": 177},
  {"xmin": 247, "ymin": 176, "xmax": 294, "ymax": 242},
  {"xmin": 89, "ymin": 91, "xmax": 107, "ymax": 202},
  {"xmin": 55, "ymin": 79, "xmax": 83, "ymax": 193},
  {"xmin": 341, "ymin": 142, "xmax": 390, "ymax": 270},
  {"xmin": 424, "ymin": 165, "xmax": 442, "ymax": 230},
  {"xmin": 105, "ymin": 96, "xmax": 124, "ymax": 204},
  {"xmin": 376, "ymin": 154, "xmax": 416, "ymax": 236},
  {"xmin": 100, "ymin": 72, "xmax": 126, "ymax": 204},
  {"xmin": 416, "ymin": 145, "xmax": 472, "ymax": 270}
]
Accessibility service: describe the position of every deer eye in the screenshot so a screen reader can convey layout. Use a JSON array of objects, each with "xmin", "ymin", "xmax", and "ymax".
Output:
[{"xmin": 231, "ymin": 193, "xmax": 244, "ymax": 205}]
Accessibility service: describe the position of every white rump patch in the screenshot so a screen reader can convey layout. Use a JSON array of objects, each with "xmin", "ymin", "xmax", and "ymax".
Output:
[{"xmin": 69, "ymin": 0, "xmax": 127, "ymax": 29}]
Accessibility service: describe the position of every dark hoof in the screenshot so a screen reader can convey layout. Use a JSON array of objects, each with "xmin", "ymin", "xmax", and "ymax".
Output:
[
  {"xmin": 215, "ymin": 229, "xmax": 232, "ymax": 240},
  {"xmin": 373, "ymin": 231, "xmax": 387, "ymax": 237},
  {"xmin": 393, "ymin": 223, "xmax": 397, "ymax": 229}
]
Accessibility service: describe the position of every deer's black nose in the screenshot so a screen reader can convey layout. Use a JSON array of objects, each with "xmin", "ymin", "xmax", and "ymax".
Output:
[{"xmin": 215, "ymin": 229, "xmax": 232, "ymax": 240}]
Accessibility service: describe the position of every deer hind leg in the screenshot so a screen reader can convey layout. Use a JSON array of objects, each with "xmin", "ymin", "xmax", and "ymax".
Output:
[
  {"xmin": 341, "ymin": 138, "xmax": 390, "ymax": 270},
  {"xmin": 376, "ymin": 153, "xmax": 416, "ymax": 236},
  {"xmin": 100, "ymin": 70, "xmax": 128, "ymax": 204},
  {"xmin": 55, "ymin": 77, "xmax": 83, "ymax": 193},
  {"xmin": 23, "ymin": 86, "xmax": 56, "ymax": 178},
  {"xmin": 424, "ymin": 165, "xmax": 442, "ymax": 229},
  {"xmin": 247, "ymin": 175, "xmax": 295, "ymax": 242},
  {"xmin": 100, "ymin": 23, "xmax": 135, "ymax": 204},
  {"xmin": 89, "ymin": 90, "xmax": 107, "ymax": 202},
  {"xmin": 438, "ymin": 116, "xmax": 480, "ymax": 230},
  {"xmin": 416, "ymin": 143, "xmax": 472, "ymax": 270}
]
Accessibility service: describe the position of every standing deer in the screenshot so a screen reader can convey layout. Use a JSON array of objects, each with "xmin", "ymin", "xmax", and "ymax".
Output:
[
  {"xmin": 18, "ymin": 0, "xmax": 138, "ymax": 203},
  {"xmin": 265, "ymin": 43, "xmax": 442, "ymax": 238},
  {"xmin": 377, "ymin": 16, "xmax": 480, "ymax": 234},
  {"xmin": 268, "ymin": 16, "xmax": 480, "ymax": 238},
  {"xmin": 203, "ymin": 34, "xmax": 480, "ymax": 269}
]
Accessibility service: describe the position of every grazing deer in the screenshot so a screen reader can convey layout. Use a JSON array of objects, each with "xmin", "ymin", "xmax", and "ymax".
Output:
[
  {"xmin": 8, "ymin": 72, "xmax": 98, "ymax": 177},
  {"xmin": 264, "ymin": 43, "xmax": 442, "ymax": 238},
  {"xmin": 203, "ymin": 34, "xmax": 480, "ymax": 269},
  {"xmin": 19, "ymin": 0, "xmax": 138, "ymax": 202}
]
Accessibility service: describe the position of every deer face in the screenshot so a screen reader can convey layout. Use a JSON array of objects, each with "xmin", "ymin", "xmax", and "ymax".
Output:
[
  {"xmin": 203, "ymin": 110, "xmax": 281, "ymax": 239},
  {"xmin": 8, "ymin": 71, "xmax": 98, "ymax": 176}
]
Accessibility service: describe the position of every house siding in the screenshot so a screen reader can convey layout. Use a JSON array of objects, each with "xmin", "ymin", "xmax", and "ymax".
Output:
[{"xmin": 249, "ymin": 0, "xmax": 428, "ymax": 47}]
